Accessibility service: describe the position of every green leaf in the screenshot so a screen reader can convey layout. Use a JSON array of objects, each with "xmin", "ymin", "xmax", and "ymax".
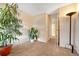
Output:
[{"xmin": 0, "ymin": 3, "xmax": 22, "ymax": 45}]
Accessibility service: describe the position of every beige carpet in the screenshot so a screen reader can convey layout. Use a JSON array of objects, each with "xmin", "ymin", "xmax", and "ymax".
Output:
[{"xmin": 9, "ymin": 39, "xmax": 78, "ymax": 56}]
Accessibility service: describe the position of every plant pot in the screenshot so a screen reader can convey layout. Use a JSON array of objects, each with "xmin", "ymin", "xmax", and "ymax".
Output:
[
  {"xmin": 34, "ymin": 38, "xmax": 36, "ymax": 41},
  {"xmin": 0, "ymin": 44, "xmax": 12, "ymax": 56},
  {"xmin": 30, "ymin": 39, "xmax": 34, "ymax": 43}
]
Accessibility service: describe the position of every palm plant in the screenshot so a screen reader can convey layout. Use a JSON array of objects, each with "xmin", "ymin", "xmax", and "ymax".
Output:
[
  {"xmin": 0, "ymin": 3, "xmax": 22, "ymax": 47},
  {"xmin": 28, "ymin": 27, "xmax": 39, "ymax": 42}
]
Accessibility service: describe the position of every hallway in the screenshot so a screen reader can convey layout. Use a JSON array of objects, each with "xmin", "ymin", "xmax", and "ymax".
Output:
[{"xmin": 9, "ymin": 39, "xmax": 78, "ymax": 56}]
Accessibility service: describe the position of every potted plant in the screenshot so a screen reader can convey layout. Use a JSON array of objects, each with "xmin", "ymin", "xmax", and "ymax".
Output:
[
  {"xmin": 0, "ymin": 3, "xmax": 22, "ymax": 56},
  {"xmin": 28, "ymin": 27, "xmax": 39, "ymax": 43}
]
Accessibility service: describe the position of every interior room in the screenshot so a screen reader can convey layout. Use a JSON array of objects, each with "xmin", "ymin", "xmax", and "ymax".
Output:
[{"xmin": 0, "ymin": 3, "xmax": 79, "ymax": 56}]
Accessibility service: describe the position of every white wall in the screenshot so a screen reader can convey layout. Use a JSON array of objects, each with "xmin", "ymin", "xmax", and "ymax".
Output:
[
  {"xmin": 59, "ymin": 17, "xmax": 70, "ymax": 47},
  {"xmin": 74, "ymin": 4, "xmax": 79, "ymax": 53},
  {"xmin": 32, "ymin": 14, "xmax": 49, "ymax": 42},
  {"xmin": 15, "ymin": 9, "xmax": 34, "ymax": 45},
  {"xmin": 75, "ymin": 13, "xmax": 79, "ymax": 54}
]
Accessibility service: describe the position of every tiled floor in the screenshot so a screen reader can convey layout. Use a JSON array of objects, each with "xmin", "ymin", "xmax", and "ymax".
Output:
[{"xmin": 9, "ymin": 39, "xmax": 78, "ymax": 56}]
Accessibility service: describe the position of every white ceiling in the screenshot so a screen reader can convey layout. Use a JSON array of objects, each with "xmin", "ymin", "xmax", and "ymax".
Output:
[{"xmin": 18, "ymin": 3, "xmax": 70, "ymax": 16}]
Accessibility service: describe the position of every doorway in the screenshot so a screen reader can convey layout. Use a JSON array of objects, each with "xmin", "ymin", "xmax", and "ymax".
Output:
[{"xmin": 49, "ymin": 10, "xmax": 59, "ymax": 46}]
